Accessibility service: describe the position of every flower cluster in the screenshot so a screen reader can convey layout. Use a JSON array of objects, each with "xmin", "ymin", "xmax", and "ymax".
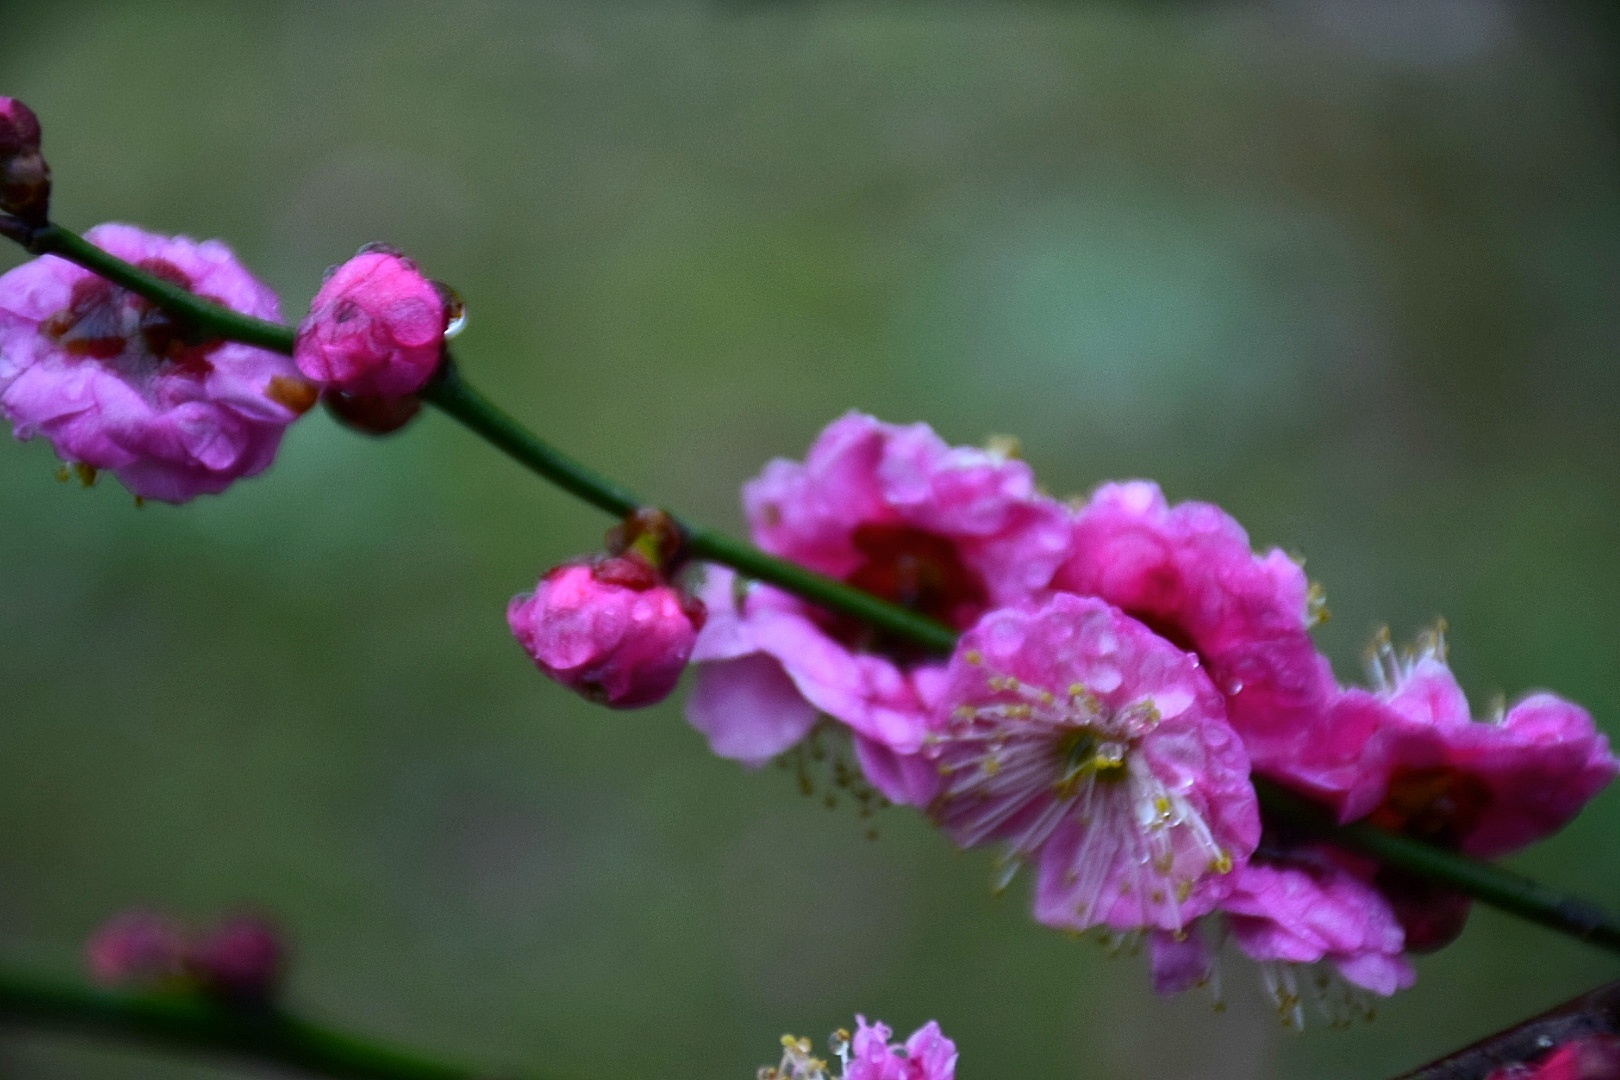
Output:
[
  {"xmin": 759, "ymin": 1017, "xmax": 956, "ymax": 1080},
  {"xmin": 86, "ymin": 909, "xmax": 286, "ymax": 1004},
  {"xmin": 0, "ymin": 108, "xmax": 457, "ymax": 502},
  {"xmin": 667, "ymin": 414, "xmax": 1616, "ymax": 1024}
]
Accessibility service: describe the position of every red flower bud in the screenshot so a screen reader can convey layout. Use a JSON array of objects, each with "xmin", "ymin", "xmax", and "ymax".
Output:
[{"xmin": 0, "ymin": 98, "xmax": 49, "ymax": 224}]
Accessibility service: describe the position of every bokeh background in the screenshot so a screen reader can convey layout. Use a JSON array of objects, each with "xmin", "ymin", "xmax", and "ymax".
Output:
[{"xmin": 3, "ymin": 1, "xmax": 1620, "ymax": 1077}]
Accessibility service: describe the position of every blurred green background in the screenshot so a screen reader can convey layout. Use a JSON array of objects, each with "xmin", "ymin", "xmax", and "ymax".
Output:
[{"xmin": 4, "ymin": 1, "xmax": 1620, "ymax": 1077}]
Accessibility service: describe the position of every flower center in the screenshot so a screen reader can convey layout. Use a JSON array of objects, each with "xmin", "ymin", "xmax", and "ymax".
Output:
[
  {"xmin": 820, "ymin": 523, "xmax": 988, "ymax": 662},
  {"xmin": 1366, "ymin": 766, "xmax": 1491, "ymax": 848},
  {"xmin": 1054, "ymin": 726, "xmax": 1129, "ymax": 798},
  {"xmin": 41, "ymin": 259, "xmax": 220, "ymax": 382}
]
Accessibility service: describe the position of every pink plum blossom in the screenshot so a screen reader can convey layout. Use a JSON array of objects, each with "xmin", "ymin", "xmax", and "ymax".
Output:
[
  {"xmin": 295, "ymin": 245, "xmax": 448, "ymax": 398},
  {"xmin": 1255, "ymin": 627, "xmax": 1616, "ymax": 958},
  {"xmin": 1054, "ymin": 481, "xmax": 1335, "ymax": 774},
  {"xmin": 190, "ymin": 914, "xmax": 286, "ymax": 1003},
  {"xmin": 928, "ymin": 594, "xmax": 1259, "ymax": 932},
  {"xmin": 844, "ymin": 1017, "xmax": 958, "ymax": 1080},
  {"xmin": 687, "ymin": 413, "xmax": 1069, "ymax": 799},
  {"xmin": 86, "ymin": 910, "xmax": 187, "ymax": 987},
  {"xmin": 759, "ymin": 1018, "xmax": 956, "ymax": 1080},
  {"xmin": 0, "ymin": 223, "xmax": 312, "ymax": 502},
  {"xmin": 1147, "ymin": 851, "xmax": 1413, "ymax": 1027},
  {"xmin": 508, "ymin": 556, "xmax": 705, "ymax": 708},
  {"xmin": 1332, "ymin": 629, "xmax": 1617, "ymax": 860}
]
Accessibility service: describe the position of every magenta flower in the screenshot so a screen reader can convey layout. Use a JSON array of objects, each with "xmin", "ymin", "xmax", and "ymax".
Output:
[
  {"xmin": 1486, "ymin": 1034, "xmax": 1620, "ymax": 1080},
  {"xmin": 928, "ymin": 595, "xmax": 1259, "ymax": 932},
  {"xmin": 508, "ymin": 556, "xmax": 705, "ymax": 708},
  {"xmin": 844, "ymin": 1017, "xmax": 958, "ymax": 1080},
  {"xmin": 1054, "ymin": 481, "xmax": 1335, "ymax": 774},
  {"xmin": 1147, "ymin": 851, "xmax": 1413, "ymax": 1027},
  {"xmin": 294, "ymin": 245, "xmax": 449, "ymax": 398},
  {"xmin": 687, "ymin": 413, "xmax": 1069, "ymax": 799},
  {"xmin": 759, "ymin": 1018, "xmax": 956, "ymax": 1080},
  {"xmin": 1333, "ymin": 629, "xmax": 1617, "ymax": 859},
  {"xmin": 0, "ymin": 223, "xmax": 313, "ymax": 502},
  {"xmin": 85, "ymin": 910, "xmax": 187, "ymax": 987},
  {"xmin": 189, "ymin": 914, "xmax": 285, "ymax": 1003}
]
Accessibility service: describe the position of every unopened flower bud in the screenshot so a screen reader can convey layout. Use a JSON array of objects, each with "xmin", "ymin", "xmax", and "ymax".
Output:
[
  {"xmin": 322, "ymin": 387, "xmax": 423, "ymax": 435},
  {"xmin": 85, "ymin": 911, "xmax": 187, "ymax": 987},
  {"xmin": 508, "ymin": 556, "xmax": 706, "ymax": 708},
  {"xmin": 188, "ymin": 914, "xmax": 285, "ymax": 1004},
  {"xmin": 294, "ymin": 244, "xmax": 449, "ymax": 398},
  {"xmin": 0, "ymin": 97, "xmax": 49, "ymax": 224}
]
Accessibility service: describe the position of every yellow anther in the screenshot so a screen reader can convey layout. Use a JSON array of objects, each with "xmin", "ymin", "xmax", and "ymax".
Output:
[
  {"xmin": 964, "ymin": 649, "xmax": 983, "ymax": 665},
  {"xmin": 982, "ymin": 757, "xmax": 1001, "ymax": 777},
  {"xmin": 984, "ymin": 434, "xmax": 1022, "ymax": 460},
  {"xmin": 1211, "ymin": 851, "xmax": 1234, "ymax": 874},
  {"xmin": 1176, "ymin": 880, "xmax": 1193, "ymax": 903}
]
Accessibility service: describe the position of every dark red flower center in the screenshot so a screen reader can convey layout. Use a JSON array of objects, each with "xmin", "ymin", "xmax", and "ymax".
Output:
[
  {"xmin": 1367, "ymin": 766, "xmax": 1492, "ymax": 849},
  {"xmin": 821, "ymin": 523, "xmax": 987, "ymax": 663},
  {"xmin": 41, "ymin": 258, "xmax": 220, "ymax": 379}
]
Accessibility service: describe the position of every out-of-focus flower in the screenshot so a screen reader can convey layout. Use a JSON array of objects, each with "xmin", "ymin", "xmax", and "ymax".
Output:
[
  {"xmin": 86, "ymin": 911, "xmax": 187, "ymax": 987},
  {"xmin": 0, "ymin": 223, "xmax": 311, "ymax": 502},
  {"xmin": 1054, "ymin": 481, "xmax": 1335, "ymax": 775},
  {"xmin": 688, "ymin": 413, "xmax": 1069, "ymax": 801},
  {"xmin": 0, "ymin": 96, "xmax": 49, "ymax": 223},
  {"xmin": 509, "ymin": 555, "xmax": 705, "ymax": 708},
  {"xmin": 85, "ymin": 909, "xmax": 286, "ymax": 1005},
  {"xmin": 1487, "ymin": 1034, "xmax": 1620, "ymax": 1080},
  {"xmin": 189, "ymin": 914, "xmax": 285, "ymax": 1003},
  {"xmin": 294, "ymin": 245, "xmax": 449, "ymax": 398},
  {"xmin": 759, "ymin": 1018, "xmax": 956, "ymax": 1080},
  {"xmin": 928, "ymin": 595, "xmax": 1258, "ymax": 932}
]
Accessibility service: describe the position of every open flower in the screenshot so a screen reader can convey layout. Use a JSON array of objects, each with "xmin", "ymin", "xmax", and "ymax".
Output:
[
  {"xmin": 1332, "ymin": 628, "xmax": 1617, "ymax": 858},
  {"xmin": 927, "ymin": 594, "xmax": 1259, "ymax": 932},
  {"xmin": 759, "ymin": 1017, "xmax": 956, "ymax": 1080},
  {"xmin": 0, "ymin": 223, "xmax": 311, "ymax": 502},
  {"xmin": 1055, "ymin": 481, "xmax": 1335, "ymax": 774},
  {"xmin": 1275, "ymin": 627, "xmax": 1618, "ymax": 955},
  {"xmin": 686, "ymin": 412, "xmax": 1069, "ymax": 803}
]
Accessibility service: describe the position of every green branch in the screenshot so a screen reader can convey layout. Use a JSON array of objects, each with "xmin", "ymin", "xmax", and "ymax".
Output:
[
  {"xmin": 0, "ymin": 968, "xmax": 566, "ymax": 1080},
  {"xmin": 6, "ymin": 218, "xmax": 1619, "ymax": 962}
]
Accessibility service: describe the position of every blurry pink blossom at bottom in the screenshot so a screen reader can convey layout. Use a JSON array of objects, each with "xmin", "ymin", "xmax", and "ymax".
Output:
[
  {"xmin": 0, "ymin": 223, "xmax": 312, "ymax": 502},
  {"xmin": 86, "ymin": 911, "xmax": 187, "ymax": 986},
  {"xmin": 759, "ymin": 1017, "xmax": 956, "ymax": 1080},
  {"xmin": 928, "ymin": 594, "xmax": 1259, "ymax": 933},
  {"xmin": 85, "ymin": 909, "xmax": 286, "ymax": 1003},
  {"xmin": 508, "ymin": 556, "xmax": 705, "ymax": 708},
  {"xmin": 190, "ymin": 914, "xmax": 285, "ymax": 1002},
  {"xmin": 1487, "ymin": 1035, "xmax": 1620, "ymax": 1080}
]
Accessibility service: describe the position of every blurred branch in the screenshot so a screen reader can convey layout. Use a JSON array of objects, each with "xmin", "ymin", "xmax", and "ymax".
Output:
[
  {"xmin": 1391, "ymin": 980, "xmax": 1620, "ymax": 1080},
  {"xmin": 0, "ymin": 967, "xmax": 563, "ymax": 1080},
  {"xmin": 6, "ymin": 217, "xmax": 1620, "ymax": 961}
]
